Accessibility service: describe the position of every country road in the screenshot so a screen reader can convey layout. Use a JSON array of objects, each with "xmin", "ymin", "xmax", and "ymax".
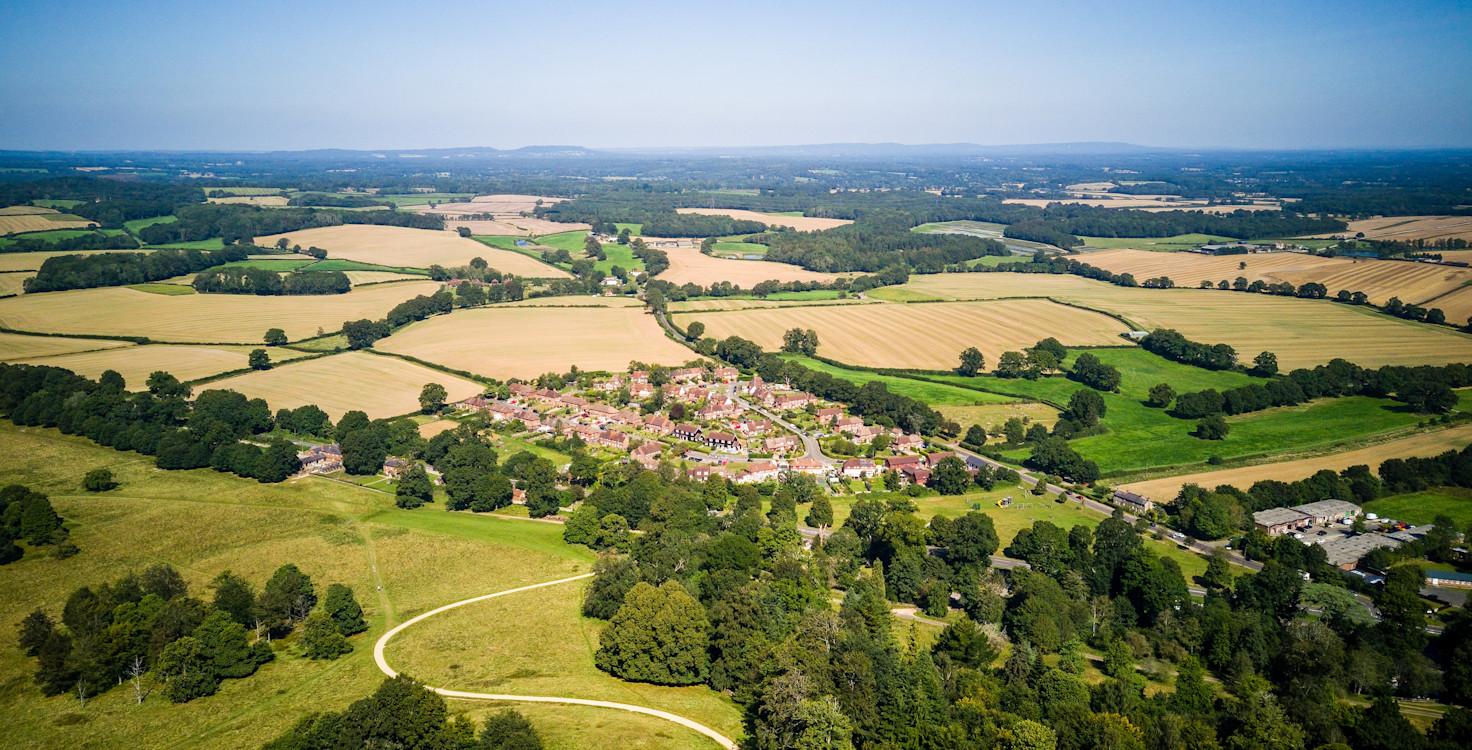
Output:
[{"xmin": 372, "ymin": 573, "xmax": 739, "ymax": 750}]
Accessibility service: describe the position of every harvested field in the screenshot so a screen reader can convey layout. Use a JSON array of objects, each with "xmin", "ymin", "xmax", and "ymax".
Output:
[
  {"xmin": 414, "ymin": 194, "xmax": 565, "ymax": 218},
  {"xmin": 1333, "ymin": 215, "xmax": 1472, "ymax": 243},
  {"xmin": 507, "ymin": 217, "xmax": 588, "ymax": 235},
  {"xmin": 693, "ymin": 299, "xmax": 1130, "ymax": 370},
  {"xmin": 937, "ymin": 402, "xmax": 1060, "ymax": 432},
  {"xmin": 14, "ymin": 345, "xmax": 252, "ymax": 387},
  {"xmin": 0, "ymin": 213, "xmax": 96, "ymax": 235},
  {"xmin": 0, "ymin": 206, "xmax": 53, "ymax": 215},
  {"xmin": 417, "ymin": 419, "xmax": 460, "ymax": 439},
  {"xmin": 0, "ymin": 249, "xmax": 146, "ymax": 272},
  {"xmin": 675, "ymin": 207, "xmax": 852, "ymax": 232},
  {"xmin": 379, "ymin": 307, "xmax": 696, "ymax": 380},
  {"xmin": 1117, "ymin": 423, "xmax": 1472, "ymax": 502},
  {"xmin": 657, "ymin": 246, "xmax": 846, "ymax": 287},
  {"xmin": 1423, "ymin": 286, "xmax": 1472, "ymax": 326},
  {"xmin": 1080, "ymin": 249, "xmax": 1472, "ymax": 306},
  {"xmin": 254, "ymin": 225, "xmax": 569, "ymax": 278},
  {"xmin": 208, "ymin": 351, "xmax": 481, "ymax": 419},
  {"xmin": 207, "ymin": 195, "xmax": 289, "ymax": 206},
  {"xmin": 1005, "ymin": 197, "xmax": 1280, "ymax": 212},
  {"xmin": 344, "ymin": 270, "xmax": 425, "ymax": 285},
  {"xmin": 0, "ymin": 332, "xmax": 132, "ymax": 362},
  {"xmin": 0, "ymin": 281, "xmax": 441, "ymax": 343},
  {"xmin": 0, "ymin": 272, "xmax": 29, "ymax": 296},
  {"xmin": 444, "ymin": 219, "xmax": 523, "ymax": 235},
  {"xmin": 882, "ymin": 273, "xmax": 1472, "ymax": 369},
  {"xmin": 500, "ymin": 296, "xmax": 645, "ymax": 308},
  {"xmin": 669, "ymin": 298, "xmax": 871, "ymax": 312}
]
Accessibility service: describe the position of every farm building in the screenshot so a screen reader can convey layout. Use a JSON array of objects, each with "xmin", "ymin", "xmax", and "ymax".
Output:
[
  {"xmin": 1293, "ymin": 499, "xmax": 1361, "ymax": 525},
  {"xmin": 1113, "ymin": 490, "xmax": 1154, "ymax": 513}
]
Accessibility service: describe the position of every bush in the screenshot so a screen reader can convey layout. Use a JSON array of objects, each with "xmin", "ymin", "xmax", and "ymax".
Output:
[{"xmin": 82, "ymin": 468, "xmax": 117, "ymax": 492}]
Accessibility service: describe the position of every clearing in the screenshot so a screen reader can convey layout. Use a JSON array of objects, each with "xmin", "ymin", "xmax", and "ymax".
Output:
[
  {"xmin": 881, "ymin": 272, "xmax": 1472, "ymax": 369},
  {"xmin": 674, "ymin": 208, "xmax": 852, "ymax": 232},
  {"xmin": 656, "ymin": 247, "xmax": 848, "ymax": 287},
  {"xmin": 1116, "ymin": 422, "xmax": 1472, "ymax": 502},
  {"xmin": 693, "ymin": 298, "xmax": 1129, "ymax": 371},
  {"xmin": 0, "ymin": 332, "xmax": 133, "ymax": 361},
  {"xmin": 206, "ymin": 351, "xmax": 482, "ymax": 419},
  {"xmin": 254, "ymin": 225, "xmax": 570, "ymax": 278},
  {"xmin": 379, "ymin": 306, "xmax": 696, "ymax": 381},
  {"xmin": 0, "ymin": 281, "xmax": 442, "ymax": 343}
]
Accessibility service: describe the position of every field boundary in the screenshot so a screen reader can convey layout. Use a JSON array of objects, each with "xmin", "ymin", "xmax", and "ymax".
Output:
[
  {"xmin": 363, "ymin": 347, "xmax": 496, "ymax": 386},
  {"xmin": 373, "ymin": 573, "xmax": 739, "ymax": 750}
]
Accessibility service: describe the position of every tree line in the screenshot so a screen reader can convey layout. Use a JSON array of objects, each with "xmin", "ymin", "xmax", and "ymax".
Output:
[
  {"xmin": 0, "ymin": 230, "xmax": 140, "ymax": 255},
  {"xmin": 137, "ymin": 204, "xmax": 442, "ymax": 246},
  {"xmin": 1164, "ymin": 357, "xmax": 1470, "ymax": 420},
  {"xmin": 17, "ymin": 562, "xmax": 367, "ymax": 705},
  {"xmin": 192, "ymin": 267, "xmax": 351, "ymax": 295},
  {"xmin": 24, "ymin": 245, "xmax": 251, "ymax": 293}
]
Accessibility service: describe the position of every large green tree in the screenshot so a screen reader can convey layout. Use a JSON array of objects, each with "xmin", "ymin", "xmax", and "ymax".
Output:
[{"xmin": 595, "ymin": 580, "xmax": 710, "ymax": 685}]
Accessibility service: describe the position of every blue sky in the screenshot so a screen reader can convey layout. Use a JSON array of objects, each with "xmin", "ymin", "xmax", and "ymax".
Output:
[{"xmin": 1, "ymin": 0, "xmax": 1468, "ymax": 150}]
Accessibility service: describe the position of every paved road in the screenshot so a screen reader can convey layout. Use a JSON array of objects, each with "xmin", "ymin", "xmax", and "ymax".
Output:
[
  {"xmin": 737, "ymin": 392, "xmax": 836, "ymax": 466},
  {"xmin": 373, "ymin": 573, "xmax": 738, "ymax": 750}
]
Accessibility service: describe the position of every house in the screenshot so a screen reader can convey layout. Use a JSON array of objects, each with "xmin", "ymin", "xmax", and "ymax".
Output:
[
  {"xmin": 1425, "ymin": 570, "xmax": 1472, "ymax": 589},
  {"xmin": 601, "ymin": 276, "xmax": 622, "ymax": 287},
  {"xmin": 595, "ymin": 430, "xmax": 630, "ymax": 450},
  {"xmin": 644, "ymin": 415, "xmax": 673, "ymax": 434},
  {"xmin": 851, "ymin": 425, "xmax": 884, "ymax": 445},
  {"xmin": 1253, "ymin": 507, "xmax": 1312, "ymax": 536},
  {"xmin": 789, "ymin": 457, "xmax": 827, "ymax": 476},
  {"xmin": 630, "ymin": 370, "xmax": 649, "ymax": 383},
  {"xmin": 508, "ymin": 382, "xmax": 535, "ymax": 399},
  {"xmin": 459, "ymin": 396, "xmax": 491, "ymax": 412},
  {"xmin": 297, "ymin": 447, "xmax": 340, "ymax": 473},
  {"xmin": 842, "ymin": 458, "xmax": 878, "ymax": 478},
  {"xmin": 671, "ymin": 367, "xmax": 705, "ymax": 383},
  {"xmin": 587, "ymin": 403, "xmax": 618, "ymax": 419},
  {"xmin": 738, "ymin": 419, "xmax": 773, "ymax": 436},
  {"xmin": 383, "ymin": 457, "xmax": 411, "ymax": 479},
  {"xmin": 561, "ymin": 394, "xmax": 589, "ymax": 410},
  {"xmin": 764, "ymin": 435, "xmax": 800, "ymax": 454},
  {"xmin": 739, "ymin": 375, "xmax": 765, "ymax": 394},
  {"xmin": 698, "ymin": 398, "xmax": 742, "ymax": 420},
  {"xmin": 924, "ymin": 450, "xmax": 954, "ymax": 467},
  {"xmin": 613, "ymin": 409, "xmax": 643, "ymax": 427},
  {"xmin": 769, "ymin": 392, "xmax": 816, "ymax": 411},
  {"xmin": 631, "ymin": 442, "xmax": 663, "ymax": 469},
  {"xmin": 901, "ymin": 464, "xmax": 932, "ymax": 486},
  {"xmin": 488, "ymin": 402, "xmax": 516, "ymax": 421},
  {"xmin": 816, "ymin": 407, "xmax": 843, "ymax": 424},
  {"xmin": 883, "ymin": 455, "xmax": 924, "ymax": 471},
  {"xmin": 534, "ymin": 388, "xmax": 562, "ymax": 403},
  {"xmin": 514, "ymin": 409, "xmax": 542, "ymax": 430},
  {"xmin": 704, "ymin": 431, "xmax": 741, "ymax": 451},
  {"xmin": 687, "ymin": 465, "xmax": 728, "ymax": 482},
  {"xmin": 673, "ymin": 423, "xmax": 702, "ymax": 442},
  {"xmin": 598, "ymin": 374, "xmax": 626, "ymax": 391},
  {"xmin": 629, "ymin": 382, "xmax": 655, "ymax": 399},
  {"xmin": 512, "ymin": 488, "xmax": 527, "ymax": 505},
  {"xmin": 735, "ymin": 461, "xmax": 780, "ymax": 484},
  {"xmin": 1113, "ymin": 490, "xmax": 1154, "ymax": 513},
  {"xmin": 713, "ymin": 366, "xmax": 739, "ymax": 382},
  {"xmin": 835, "ymin": 417, "xmax": 863, "ymax": 433},
  {"xmin": 892, "ymin": 434, "xmax": 924, "ymax": 453}
]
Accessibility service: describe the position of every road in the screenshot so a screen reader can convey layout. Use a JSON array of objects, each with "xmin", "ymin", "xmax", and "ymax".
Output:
[
  {"xmin": 735, "ymin": 388, "xmax": 837, "ymax": 466},
  {"xmin": 373, "ymin": 573, "xmax": 738, "ymax": 750}
]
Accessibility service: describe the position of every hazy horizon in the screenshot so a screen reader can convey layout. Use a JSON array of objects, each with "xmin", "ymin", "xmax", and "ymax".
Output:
[{"xmin": 2, "ymin": 0, "xmax": 1469, "ymax": 152}]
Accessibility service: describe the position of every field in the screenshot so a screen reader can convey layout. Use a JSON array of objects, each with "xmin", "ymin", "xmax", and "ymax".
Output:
[
  {"xmin": 656, "ymin": 247, "xmax": 846, "ymax": 287},
  {"xmin": 206, "ymin": 351, "xmax": 483, "ymax": 419},
  {"xmin": 1326, "ymin": 215, "xmax": 1472, "ymax": 243},
  {"xmin": 13, "ymin": 345, "xmax": 254, "ymax": 386},
  {"xmin": 0, "ymin": 332, "xmax": 132, "ymax": 361},
  {"xmin": 882, "ymin": 272, "xmax": 1472, "ymax": 369},
  {"xmin": 693, "ymin": 298, "xmax": 1130, "ymax": 370},
  {"xmin": 1117, "ymin": 422, "xmax": 1472, "ymax": 502},
  {"xmin": 1004, "ymin": 197, "xmax": 1281, "ymax": 213},
  {"xmin": 0, "ymin": 423, "xmax": 728, "ymax": 750},
  {"xmin": 379, "ymin": 307, "xmax": 697, "ymax": 381},
  {"xmin": 1364, "ymin": 487, "xmax": 1472, "ymax": 528},
  {"xmin": 207, "ymin": 195, "xmax": 289, "ymax": 206},
  {"xmin": 0, "ymin": 211, "xmax": 96, "ymax": 235},
  {"xmin": 0, "ymin": 272, "xmax": 29, "ymax": 296},
  {"xmin": 0, "ymin": 249, "xmax": 148, "ymax": 273},
  {"xmin": 344, "ymin": 270, "xmax": 426, "ymax": 285},
  {"xmin": 489, "ymin": 231, "xmax": 646, "ymax": 274},
  {"xmin": 670, "ymin": 298, "xmax": 871, "ymax": 312},
  {"xmin": 1077, "ymin": 234, "xmax": 1256, "ymax": 251},
  {"xmin": 254, "ymin": 225, "xmax": 570, "ymax": 278},
  {"xmin": 0, "ymin": 281, "xmax": 441, "ymax": 343},
  {"xmin": 1423, "ymin": 286, "xmax": 1472, "ymax": 327},
  {"xmin": 674, "ymin": 207, "xmax": 852, "ymax": 232}
]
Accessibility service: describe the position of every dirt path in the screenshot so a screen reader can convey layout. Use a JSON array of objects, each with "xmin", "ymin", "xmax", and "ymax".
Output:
[{"xmin": 372, "ymin": 573, "xmax": 738, "ymax": 750}]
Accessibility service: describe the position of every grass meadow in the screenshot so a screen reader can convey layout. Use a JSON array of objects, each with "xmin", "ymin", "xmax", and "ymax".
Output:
[{"xmin": 1364, "ymin": 487, "xmax": 1472, "ymax": 528}]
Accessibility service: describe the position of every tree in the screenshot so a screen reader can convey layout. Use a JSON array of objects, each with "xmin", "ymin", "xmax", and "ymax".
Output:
[
  {"xmin": 947, "ymin": 511, "xmax": 999, "ymax": 569},
  {"xmin": 340, "ymin": 427, "xmax": 386, "ymax": 475},
  {"xmin": 595, "ymin": 581, "xmax": 710, "ymax": 685},
  {"xmin": 1251, "ymin": 351, "xmax": 1279, "ymax": 377},
  {"xmin": 323, "ymin": 583, "xmax": 367, "ymax": 636},
  {"xmin": 248, "ymin": 349, "xmax": 271, "ymax": 370},
  {"xmin": 1062, "ymin": 389, "xmax": 1106, "ymax": 427},
  {"xmin": 82, "ymin": 468, "xmax": 116, "ymax": 492},
  {"xmin": 211, "ymin": 570, "xmax": 256, "ymax": 627},
  {"xmin": 963, "ymin": 423, "xmax": 988, "ymax": 448},
  {"xmin": 257, "ymin": 563, "xmax": 316, "ymax": 634},
  {"xmin": 419, "ymin": 382, "xmax": 448, "ymax": 414},
  {"xmin": 931, "ymin": 456, "xmax": 972, "ymax": 495},
  {"xmin": 264, "ymin": 328, "xmax": 288, "ymax": 346},
  {"xmin": 1400, "ymin": 380, "xmax": 1458, "ymax": 414},
  {"xmin": 805, "ymin": 494, "xmax": 834, "ymax": 530},
  {"xmin": 300, "ymin": 611, "xmax": 352, "ymax": 659},
  {"xmin": 996, "ymin": 351, "xmax": 1030, "ymax": 378},
  {"xmin": 395, "ymin": 464, "xmax": 434, "ymax": 509},
  {"xmin": 957, "ymin": 347, "xmax": 985, "ymax": 376},
  {"xmin": 477, "ymin": 709, "xmax": 544, "ymax": 750},
  {"xmin": 1195, "ymin": 414, "xmax": 1230, "ymax": 440},
  {"xmin": 1146, "ymin": 383, "xmax": 1176, "ymax": 408},
  {"xmin": 685, "ymin": 321, "xmax": 705, "ymax": 340},
  {"xmin": 1069, "ymin": 352, "xmax": 1122, "ymax": 392}
]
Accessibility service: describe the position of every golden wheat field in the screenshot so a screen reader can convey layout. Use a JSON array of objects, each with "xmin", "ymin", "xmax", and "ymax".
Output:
[
  {"xmin": 254, "ymin": 225, "xmax": 570, "ymax": 278},
  {"xmin": 1340, "ymin": 215, "xmax": 1472, "ymax": 242},
  {"xmin": 674, "ymin": 208, "xmax": 853, "ymax": 232},
  {"xmin": 886, "ymin": 272, "xmax": 1472, "ymax": 369},
  {"xmin": 0, "ymin": 206, "xmax": 52, "ymax": 216},
  {"xmin": 0, "ymin": 272, "xmax": 29, "ymax": 296},
  {"xmin": 0, "ymin": 332, "xmax": 132, "ymax": 362},
  {"xmin": 0, "ymin": 249, "xmax": 146, "ymax": 273},
  {"xmin": 443, "ymin": 219, "xmax": 524, "ymax": 236},
  {"xmin": 1005, "ymin": 197, "xmax": 1281, "ymax": 213},
  {"xmin": 1118, "ymin": 422, "xmax": 1472, "ymax": 502},
  {"xmin": 668, "ymin": 298, "xmax": 871, "ymax": 312},
  {"xmin": 14, "ymin": 345, "xmax": 253, "ymax": 387},
  {"xmin": 693, "ymin": 298, "xmax": 1130, "ymax": 370},
  {"xmin": 207, "ymin": 351, "xmax": 481, "ymax": 419},
  {"xmin": 0, "ymin": 214, "xmax": 96, "ymax": 235},
  {"xmin": 1422, "ymin": 286, "xmax": 1472, "ymax": 327},
  {"xmin": 344, "ymin": 270, "xmax": 426, "ymax": 285},
  {"xmin": 414, "ymin": 194, "xmax": 565, "ymax": 217},
  {"xmin": 1080, "ymin": 249, "xmax": 1472, "ymax": 306},
  {"xmin": 657, "ymin": 246, "xmax": 846, "ymax": 287},
  {"xmin": 0, "ymin": 281, "xmax": 441, "ymax": 343},
  {"xmin": 378, "ymin": 306, "xmax": 697, "ymax": 380}
]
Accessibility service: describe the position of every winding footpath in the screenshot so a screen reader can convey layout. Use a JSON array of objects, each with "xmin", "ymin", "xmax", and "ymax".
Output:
[{"xmin": 372, "ymin": 573, "xmax": 739, "ymax": 750}]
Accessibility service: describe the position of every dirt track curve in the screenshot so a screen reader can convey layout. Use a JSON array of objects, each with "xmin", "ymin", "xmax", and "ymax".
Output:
[{"xmin": 372, "ymin": 572, "xmax": 739, "ymax": 750}]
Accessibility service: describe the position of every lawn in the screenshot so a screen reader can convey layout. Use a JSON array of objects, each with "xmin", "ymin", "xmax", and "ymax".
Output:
[{"xmin": 1364, "ymin": 487, "xmax": 1472, "ymax": 528}]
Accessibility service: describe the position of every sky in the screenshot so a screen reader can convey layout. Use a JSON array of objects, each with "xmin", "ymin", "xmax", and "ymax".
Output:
[{"xmin": 1, "ymin": 0, "xmax": 1469, "ymax": 151}]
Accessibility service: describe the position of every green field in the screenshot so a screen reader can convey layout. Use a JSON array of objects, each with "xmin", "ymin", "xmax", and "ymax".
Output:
[
  {"xmin": 5, "ymin": 229, "xmax": 112, "ymax": 243},
  {"xmin": 300, "ymin": 259, "xmax": 429, "ymax": 275},
  {"xmin": 222, "ymin": 258, "xmax": 316, "ymax": 271},
  {"xmin": 1076, "ymin": 234, "xmax": 1237, "ymax": 252},
  {"xmin": 483, "ymin": 231, "xmax": 645, "ymax": 274},
  {"xmin": 127, "ymin": 283, "xmax": 195, "ymax": 295},
  {"xmin": 866, "ymin": 286, "xmax": 946, "ymax": 302},
  {"xmin": 374, "ymin": 193, "xmax": 474, "ymax": 207},
  {"xmin": 30, "ymin": 199, "xmax": 84, "ymax": 209},
  {"xmin": 780, "ymin": 354, "xmax": 1017, "ymax": 405},
  {"xmin": 124, "ymin": 215, "xmax": 178, "ymax": 233},
  {"xmin": 1364, "ymin": 487, "xmax": 1472, "ymax": 528},
  {"xmin": 146, "ymin": 237, "xmax": 226, "ymax": 250},
  {"xmin": 0, "ymin": 423, "xmax": 736, "ymax": 750},
  {"xmin": 711, "ymin": 241, "xmax": 769, "ymax": 257}
]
